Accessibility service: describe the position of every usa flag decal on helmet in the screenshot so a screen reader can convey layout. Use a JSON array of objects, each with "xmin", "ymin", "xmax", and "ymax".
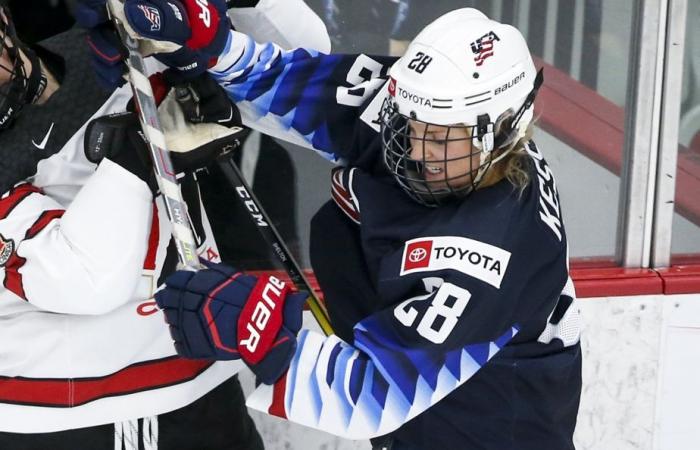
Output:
[{"xmin": 470, "ymin": 31, "xmax": 500, "ymax": 66}]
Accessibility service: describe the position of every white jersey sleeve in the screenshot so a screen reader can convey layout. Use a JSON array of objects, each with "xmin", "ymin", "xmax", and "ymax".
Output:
[
  {"xmin": 228, "ymin": 0, "xmax": 331, "ymax": 52},
  {"xmin": 0, "ymin": 159, "xmax": 152, "ymax": 315}
]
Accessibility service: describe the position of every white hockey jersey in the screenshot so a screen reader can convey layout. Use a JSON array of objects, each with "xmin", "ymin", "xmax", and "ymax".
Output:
[
  {"xmin": 0, "ymin": 1, "xmax": 330, "ymax": 433},
  {"xmin": 0, "ymin": 40, "xmax": 245, "ymax": 434}
]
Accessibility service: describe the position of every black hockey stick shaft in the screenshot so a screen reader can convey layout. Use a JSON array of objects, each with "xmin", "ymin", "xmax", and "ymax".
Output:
[{"xmin": 216, "ymin": 153, "xmax": 334, "ymax": 336}]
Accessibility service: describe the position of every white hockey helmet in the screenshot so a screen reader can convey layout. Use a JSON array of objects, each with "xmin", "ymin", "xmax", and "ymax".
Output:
[{"xmin": 381, "ymin": 8, "xmax": 543, "ymax": 206}]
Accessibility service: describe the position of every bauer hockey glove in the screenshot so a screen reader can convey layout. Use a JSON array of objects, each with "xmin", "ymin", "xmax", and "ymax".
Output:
[
  {"xmin": 74, "ymin": 0, "xmax": 129, "ymax": 89},
  {"xmin": 154, "ymin": 262, "xmax": 307, "ymax": 384},
  {"xmin": 74, "ymin": 0, "xmax": 230, "ymax": 87}
]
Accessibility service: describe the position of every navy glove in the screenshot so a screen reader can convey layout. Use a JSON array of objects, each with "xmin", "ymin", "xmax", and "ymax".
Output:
[
  {"xmin": 74, "ymin": 0, "xmax": 128, "ymax": 89},
  {"xmin": 155, "ymin": 262, "xmax": 307, "ymax": 384},
  {"xmin": 74, "ymin": 0, "xmax": 230, "ymax": 88}
]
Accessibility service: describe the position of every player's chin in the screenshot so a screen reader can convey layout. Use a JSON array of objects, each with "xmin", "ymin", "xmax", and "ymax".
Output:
[{"xmin": 426, "ymin": 175, "xmax": 471, "ymax": 191}]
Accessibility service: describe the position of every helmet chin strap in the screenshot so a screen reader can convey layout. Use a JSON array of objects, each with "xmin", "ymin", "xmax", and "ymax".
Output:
[
  {"xmin": 22, "ymin": 45, "xmax": 47, "ymax": 104},
  {"xmin": 473, "ymin": 142, "xmax": 514, "ymax": 188},
  {"xmin": 471, "ymin": 68, "xmax": 544, "ymax": 186}
]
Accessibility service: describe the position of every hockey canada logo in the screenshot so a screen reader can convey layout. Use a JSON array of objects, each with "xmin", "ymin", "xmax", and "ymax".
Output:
[
  {"xmin": 137, "ymin": 5, "xmax": 161, "ymax": 31},
  {"xmin": 470, "ymin": 31, "xmax": 500, "ymax": 66},
  {"xmin": 0, "ymin": 233, "xmax": 14, "ymax": 267},
  {"xmin": 400, "ymin": 236, "xmax": 511, "ymax": 288}
]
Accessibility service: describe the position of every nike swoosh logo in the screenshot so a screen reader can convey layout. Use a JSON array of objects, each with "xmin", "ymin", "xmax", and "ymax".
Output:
[{"xmin": 32, "ymin": 122, "xmax": 55, "ymax": 150}]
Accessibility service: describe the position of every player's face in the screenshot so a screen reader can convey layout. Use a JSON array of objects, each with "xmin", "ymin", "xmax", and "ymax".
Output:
[{"xmin": 408, "ymin": 121, "xmax": 479, "ymax": 190}]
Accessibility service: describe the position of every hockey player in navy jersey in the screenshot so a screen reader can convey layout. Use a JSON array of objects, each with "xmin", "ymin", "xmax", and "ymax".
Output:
[
  {"xmin": 153, "ymin": 8, "xmax": 582, "ymax": 449},
  {"xmin": 0, "ymin": 0, "xmax": 330, "ymax": 448}
]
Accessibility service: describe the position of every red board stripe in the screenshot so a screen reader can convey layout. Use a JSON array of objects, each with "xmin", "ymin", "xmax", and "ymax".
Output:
[
  {"xmin": 657, "ymin": 264, "xmax": 700, "ymax": 295},
  {"xmin": 0, "ymin": 184, "xmax": 42, "ymax": 219},
  {"xmin": 570, "ymin": 267, "xmax": 663, "ymax": 298},
  {"xmin": 0, "ymin": 357, "xmax": 213, "ymax": 407},
  {"xmin": 252, "ymin": 266, "xmax": 700, "ymax": 299}
]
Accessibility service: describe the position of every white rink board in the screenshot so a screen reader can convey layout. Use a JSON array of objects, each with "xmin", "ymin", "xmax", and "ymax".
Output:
[
  {"xmin": 654, "ymin": 296, "xmax": 700, "ymax": 449},
  {"xmin": 575, "ymin": 296, "xmax": 662, "ymax": 450},
  {"xmin": 240, "ymin": 294, "xmax": 700, "ymax": 450}
]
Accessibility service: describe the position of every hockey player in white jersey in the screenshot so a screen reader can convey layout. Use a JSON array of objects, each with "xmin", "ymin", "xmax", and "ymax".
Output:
[
  {"xmin": 149, "ymin": 7, "xmax": 582, "ymax": 450},
  {"xmin": 0, "ymin": 1, "xmax": 329, "ymax": 448}
]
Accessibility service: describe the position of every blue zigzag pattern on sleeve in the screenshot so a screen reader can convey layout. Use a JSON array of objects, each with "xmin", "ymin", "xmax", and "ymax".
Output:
[
  {"xmin": 212, "ymin": 40, "xmax": 344, "ymax": 160},
  {"xmin": 353, "ymin": 321, "xmax": 519, "ymax": 415},
  {"xmin": 371, "ymin": 368, "xmax": 390, "ymax": 408}
]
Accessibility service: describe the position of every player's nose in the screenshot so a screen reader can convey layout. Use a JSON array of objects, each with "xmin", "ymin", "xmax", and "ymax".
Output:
[{"xmin": 409, "ymin": 139, "xmax": 440, "ymax": 162}]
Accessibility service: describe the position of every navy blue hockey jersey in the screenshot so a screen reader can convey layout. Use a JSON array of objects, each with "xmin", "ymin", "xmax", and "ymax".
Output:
[{"xmin": 207, "ymin": 30, "xmax": 581, "ymax": 448}]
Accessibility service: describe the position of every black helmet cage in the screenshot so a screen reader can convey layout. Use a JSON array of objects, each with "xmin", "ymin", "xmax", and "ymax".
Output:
[
  {"xmin": 0, "ymin": 5, "xmax": 46, "ymax": 129},
  {"xmin": 380, "ymin": 98, "xmax": 492, "ymax": 207},
  {"xmin": 381, "ymin": 68, "xmax": 544, "ymax": 207}
]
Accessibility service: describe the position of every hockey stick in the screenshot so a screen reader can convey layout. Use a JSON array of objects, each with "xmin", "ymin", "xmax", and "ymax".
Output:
[
  {"xmin": 106, "ymin": 0, "xmax": 199, "ymax": 270},
  {"xmin": 106, "ymin": 0, "xmax": 331, "ymax": 334},
  {"xmin": 214, "ymin": 149, "xmax": 334, "ymax": 336}
]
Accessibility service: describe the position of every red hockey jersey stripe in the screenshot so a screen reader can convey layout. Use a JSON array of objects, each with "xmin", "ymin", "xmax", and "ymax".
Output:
[
  {"xmin": 0, "ymin": 357, "xmax": 214, "ymax": 407},
  {"xmin": 143, "ymin": 202, "xmax": 159, "ymax": 270},
  {"xmin": 0, "ymin": 184, "xmax": 43, "ymax": 219},
  {"xmin": 25, "ymin": 209, "xmax": 65, "ymax": 239},
  {"xmin": 3, "ymin": 252, "xmax": 27, "ymax": 300},
  {"xmin": 331, "ymin": 168, "xmax": 360, "ymax": 224},
  {"xmin": 3, "ymin": 210, "xmax": 65, "ymax": 300}
]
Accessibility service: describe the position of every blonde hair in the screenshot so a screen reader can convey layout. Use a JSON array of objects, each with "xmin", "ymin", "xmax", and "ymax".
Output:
[{"xmin": 479, "ymin": 122, "xmax": 535, "ymax": 194}]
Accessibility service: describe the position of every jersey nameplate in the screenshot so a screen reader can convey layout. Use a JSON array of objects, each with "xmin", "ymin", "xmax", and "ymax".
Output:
[
  {"xmin": 526, "ymin": 142, "xmax": 563, "ymax": 241},
  {"xmin": 400, "ymin": 236, "xmax": 511, "ymax": 288},
  {"xmin": 359, "ymin": 80, "xmax": 389, "ymax": 132}
]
